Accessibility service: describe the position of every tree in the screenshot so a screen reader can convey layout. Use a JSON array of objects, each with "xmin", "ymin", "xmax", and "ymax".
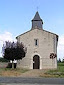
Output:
[
  {"xmin": 57, "ymin": 58, "xmax": 61, "ymax": 63},
  {"xmin": 2, "ymin": 41, "xmax": 27, "ymax": 68},
  {"xmin": 62, "ymin": 57, "xmax": 64, "ymax": 63}
]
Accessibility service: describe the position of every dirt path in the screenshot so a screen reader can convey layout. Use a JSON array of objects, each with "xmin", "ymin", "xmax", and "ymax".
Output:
[{"xmin": 20, "ymin": 69, "xmax": 47, "ymax": 77}]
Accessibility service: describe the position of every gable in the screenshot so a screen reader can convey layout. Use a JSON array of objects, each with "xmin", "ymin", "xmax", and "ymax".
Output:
[{"xmin": 16, "ymin": 28, "xmax": 58, "ymax": 42}]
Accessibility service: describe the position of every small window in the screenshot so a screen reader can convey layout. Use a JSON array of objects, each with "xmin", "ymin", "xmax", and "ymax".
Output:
[{"xmin": 34, "ymin": 39, "xmax": 38, "ymax": 46}]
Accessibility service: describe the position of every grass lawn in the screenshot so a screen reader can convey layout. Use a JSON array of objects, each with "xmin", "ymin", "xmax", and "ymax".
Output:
[
  {"xmin": 42, "ymin": 62, "xmax": 64, "ymax": 78},
  {"xmin": 0, "ymin": 62, "xmax": 64, "ymax": 77},
  {"xmin": 0, "ymin": 68, "xmax": 29, "ymax": 77}
]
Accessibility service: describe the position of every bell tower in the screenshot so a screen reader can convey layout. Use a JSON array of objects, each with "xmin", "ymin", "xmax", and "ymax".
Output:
[{"xmin": 31, "ymin": 11, "xmax": 43, "ymax": 29}]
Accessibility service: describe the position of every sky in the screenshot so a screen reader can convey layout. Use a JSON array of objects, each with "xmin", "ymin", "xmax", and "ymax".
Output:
[{"xmin": 0, "ymin": 0, "xmax": 64, "ymax": 60}]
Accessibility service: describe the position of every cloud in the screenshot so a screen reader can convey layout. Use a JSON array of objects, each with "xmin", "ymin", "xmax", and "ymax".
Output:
[
  {"xmin": 0, "ymin": 32, "xmax": 12, "ymax": 43},
  {"xmin": 0, "ymin": 31, "xmax": 16, "ymax": 57},
  {"xmin": 57, "ymin": 34, "xmax": 64, "ymax": 60}
]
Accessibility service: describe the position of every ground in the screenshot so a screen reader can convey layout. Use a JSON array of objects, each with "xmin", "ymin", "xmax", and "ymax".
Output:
[
  {"xmin": 20, "ymin": 69, "xmax": 47, "ymax": 77},
  {"xmin": 0, "ymin": 62, "xmax": 64, "ymax": 77},
  {"xmin": 0, "ymin": 68, "xmax": 47, "ymax": 77}
]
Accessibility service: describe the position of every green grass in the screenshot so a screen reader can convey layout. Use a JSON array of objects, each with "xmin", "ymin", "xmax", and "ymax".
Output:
[
  {"xmin": 45, "ymin": 62, "xmax": 64, "ymax": 77},
  {"xmin": 58, "ymin": 62, "xmax": 64, "ymax": 66},
  {"xmin": 0, "ymin": 68, "xmax": 29, "ymax": 77},
  {"xmin": 0, "ymin": 67, "xmax": 29, "ymax": 72},
  {"xmin": 0, "ymin": 62, "xmax": 64, "ymax": 77},
  {"xmin": 19, "ymin": 68, "xmax": 29, "ymax": 73}
]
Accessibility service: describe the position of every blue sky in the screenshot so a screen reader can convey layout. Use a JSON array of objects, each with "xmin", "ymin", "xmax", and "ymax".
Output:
[{"xmin": 0, "ymin": 0, "xmax": 64, "ymax": 60}]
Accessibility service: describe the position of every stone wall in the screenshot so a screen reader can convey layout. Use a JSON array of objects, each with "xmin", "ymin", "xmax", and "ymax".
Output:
[
  {"xmin": 17, "ymin": 28, "xmax": 58, "ymax": 69},
  {"xmin": 0, "ymin": 62, "xmax": 8, "ymax": 68}
]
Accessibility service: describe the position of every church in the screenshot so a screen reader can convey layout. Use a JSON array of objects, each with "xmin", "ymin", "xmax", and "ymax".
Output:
[{"xmin": 16, "ymin": 11, "xmax": 58, "ymax": 69}]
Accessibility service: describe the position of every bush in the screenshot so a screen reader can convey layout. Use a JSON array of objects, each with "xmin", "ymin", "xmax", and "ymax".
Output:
[
  {"xmin": 0, "ymin": 58, "xmax": 9, "ymax": 62},
  {"xmin": 58, "ymin": 62, "xmax": 64, "ymax": 66}
]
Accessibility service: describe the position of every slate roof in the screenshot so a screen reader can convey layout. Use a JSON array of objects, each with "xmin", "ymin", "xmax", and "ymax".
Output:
[
  {"xmin": 16, "ymin": 11, "xmax": 58, "ymax": 41},
  {"xmin": 32, "ymin": 11, "xmax": 42, "ymax": 21}
]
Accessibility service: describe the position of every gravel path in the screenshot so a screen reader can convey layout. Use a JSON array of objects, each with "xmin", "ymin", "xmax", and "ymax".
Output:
[{"xmin": 20, "ymin": 69, "xmax": 47, "ymax": 77}]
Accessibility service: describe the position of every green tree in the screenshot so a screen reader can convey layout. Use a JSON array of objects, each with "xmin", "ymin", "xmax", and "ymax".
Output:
[
  {"xmin": 2, "ymin": 41, "xmax": 27, "ymax": 68},
  {"xmin": 58, "ymin": 58, "xmax": 61, "ymax": 63}
]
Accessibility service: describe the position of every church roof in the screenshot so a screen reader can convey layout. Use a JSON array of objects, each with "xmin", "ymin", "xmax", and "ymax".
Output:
[
  {"xmin": 32, "ymin": 11, "xmax": 42, "ymax": 21},
  {"xmin": 16, "ymin": 12, "xmax": 58, "ymax": 41}
]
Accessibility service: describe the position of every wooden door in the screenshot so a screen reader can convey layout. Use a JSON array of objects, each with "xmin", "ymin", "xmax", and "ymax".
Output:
[{"xmin": 33, "ymin": 55, "xmax": 40, "ymax": 69}]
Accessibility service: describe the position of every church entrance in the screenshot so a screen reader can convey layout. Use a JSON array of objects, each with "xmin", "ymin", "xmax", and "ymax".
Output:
[{"xmin": 33, "ymin": 55, "xmax": 40, "ymax": 69}]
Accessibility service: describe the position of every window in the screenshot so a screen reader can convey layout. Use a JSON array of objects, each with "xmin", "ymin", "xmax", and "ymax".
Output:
[{"xmin": 34, "ymin": 39, "xmax": 38, "ymax": 46}]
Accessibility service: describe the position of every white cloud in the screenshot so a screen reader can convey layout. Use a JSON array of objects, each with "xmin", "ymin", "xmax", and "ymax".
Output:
[
  {"xmin": 57, "ymin": 34, "xmax": 64, "ymax": 61},
  {"xmin": 0, "ymin": 31, "xmax": 13, "ymax": 42},
  {"xmin": 0, "ymin": 31, "xmax": 17, "ymax": 57}
]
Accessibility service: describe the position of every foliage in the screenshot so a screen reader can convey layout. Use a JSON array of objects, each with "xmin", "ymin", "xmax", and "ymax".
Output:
[
  {"xmin": 57, "ymin": 62, "xmax": 64, "ymax": 66},
  {"xmin": 0, "ymin": 58, "xmax": 9, "ymax": 62},
  {"xmin": 2, "ymin": 41, "xmax": 27, "ymax": 61},
  {"xmin": 57, "ymin": 58, "xmax": 61, "ymax": 63},
  {"xmin": 62, "ymin": 58, "xmax": 64, "ymax": 63}
]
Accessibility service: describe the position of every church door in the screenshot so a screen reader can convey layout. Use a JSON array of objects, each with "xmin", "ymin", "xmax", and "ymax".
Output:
[{"xmin": 33, "ymin": 55, "xmax": 40, "ymax": 69}]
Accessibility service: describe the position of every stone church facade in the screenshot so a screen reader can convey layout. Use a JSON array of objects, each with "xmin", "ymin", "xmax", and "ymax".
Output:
[{"xmin": 16, "ymin": 12, "xmax": 58, "ymax": 69}]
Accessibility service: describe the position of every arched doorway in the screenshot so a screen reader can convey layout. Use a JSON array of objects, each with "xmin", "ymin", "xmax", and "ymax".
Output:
[{"xmin": 33, "ymin": 55, "xmax": 40, "ymax": 69}]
